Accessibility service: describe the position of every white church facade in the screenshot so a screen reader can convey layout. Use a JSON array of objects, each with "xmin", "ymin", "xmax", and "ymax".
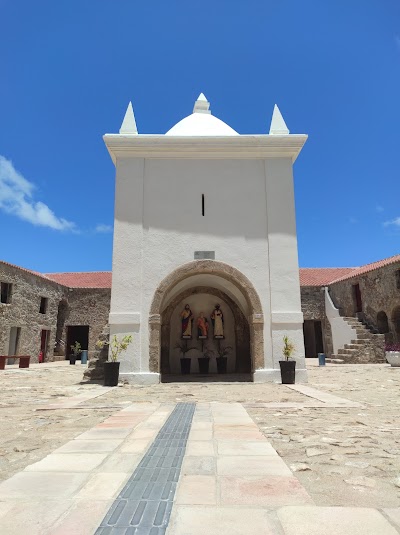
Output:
[{"xmin": 103, "ymin": 94, "xmax": 308, "ymax": 384}]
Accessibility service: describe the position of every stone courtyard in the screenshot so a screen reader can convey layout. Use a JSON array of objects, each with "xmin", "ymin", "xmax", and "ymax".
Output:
[{"xmin": 0, "ymin": 361, "xmax": 399, "ymax": 534}]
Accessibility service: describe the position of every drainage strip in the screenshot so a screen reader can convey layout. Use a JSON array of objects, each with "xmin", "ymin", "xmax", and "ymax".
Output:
[{"xmin": 95, "ymin": 402, "xmax": 195, "ymax": 535}]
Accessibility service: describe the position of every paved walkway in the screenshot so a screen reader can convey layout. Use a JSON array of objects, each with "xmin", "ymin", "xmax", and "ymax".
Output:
[{"xmin": 0, "ymin": 394, "xmax": 399, "ymax": 534}]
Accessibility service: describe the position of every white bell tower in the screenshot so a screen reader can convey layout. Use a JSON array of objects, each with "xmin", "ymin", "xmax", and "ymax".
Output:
[{"xmin": 104, "ymin": 94, "xmax": 308, "ymax": 384}]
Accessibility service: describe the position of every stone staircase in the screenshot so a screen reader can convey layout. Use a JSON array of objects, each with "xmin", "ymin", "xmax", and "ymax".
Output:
[{"xmin": 331, "ymin": 316, "xmax": 386, "ymax": 364}]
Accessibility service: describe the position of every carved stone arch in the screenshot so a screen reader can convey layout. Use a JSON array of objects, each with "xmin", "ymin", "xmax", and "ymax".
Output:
[{"xmin": 148, "ymin": 260, "xmax": 264, "ymax": 375}]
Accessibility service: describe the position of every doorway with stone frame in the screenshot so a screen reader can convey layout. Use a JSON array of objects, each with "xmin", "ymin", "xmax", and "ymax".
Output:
[{"xmin": 148, "ymin": 260, "xmax": 264, "ymax": 382}]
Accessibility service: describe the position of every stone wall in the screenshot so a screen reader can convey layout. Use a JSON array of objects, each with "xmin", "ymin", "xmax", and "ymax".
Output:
[
  {"xmin": 301, "ymin": 287, "xmax": 325, "ymax": 320},
  {"xmin": 62, "ymin": 288, "xmax": 111, "ymax": 357},
  {"xmin": 0, "ymin": 263, "xmax": 65, "ymax": 362},
  {"xmin": 0, "ymin": 262, "xmax": 111, "ymax": 364},
  {"xmin": 329, "ymin": 260, "xmax": 400, "ymax": 343},
  {"xmin": 300, "ymin": 286, "xmax": 333, "ymax": 357}
]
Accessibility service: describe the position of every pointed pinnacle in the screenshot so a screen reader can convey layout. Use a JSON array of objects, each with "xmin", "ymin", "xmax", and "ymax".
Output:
[
  {"xmin": 119, "ymin": 101, "xmax": 138, "ymax": 134},
  {"xmin": 269, "ymin": 104, "xmax": 290, "ymax": 135},
  {"xmin": 193, "ymin": 93, "xmax": 211, "ymax": 114}
]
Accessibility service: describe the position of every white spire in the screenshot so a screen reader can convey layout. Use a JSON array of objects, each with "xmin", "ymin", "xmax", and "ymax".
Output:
[
  {"xmin": 119, "ymin": 102, "xmax": 138, "ymax": 134},
  {"xmin": 269, "ymin": 104, "xmax": 290, "ymax": 135},
  {"xmin": 193, "ymin": 93, "xmax": 211, "ymax": 114}
]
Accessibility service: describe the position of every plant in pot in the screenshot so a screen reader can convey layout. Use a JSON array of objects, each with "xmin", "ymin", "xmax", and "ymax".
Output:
[
  {"xmin": 96, "ymin": 334, "xmax": 133, "ymax": 386},
  {"xmin": 69, "ymin": 341, "xmax": 81, "ymax": 365},
  {"xmin": 385, "ymin": 343, "xmax": 400, "ymax": 367},
  {"xmin": 175, "ymin": 340, "xmax": 196, "ymax": 374},
  {"xmin": 216, "ymin": 342, "xmax": 232, "ymax": 374},
  {"xmin": 197, "ymin": 341, "xmax": 213, "ymax": 374},
  {"xmin": 279, "ymin": 335, "xmax": 296, "ymax": 384}
]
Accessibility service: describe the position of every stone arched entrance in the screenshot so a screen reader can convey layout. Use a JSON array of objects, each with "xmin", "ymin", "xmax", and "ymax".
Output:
[
  {"xmin": 148, "ymin": 260, "xmax": 264, "ymax": 378},
  {"xmin": 391, "ymin": 306, "xmax": 400, "ymax": 342}
]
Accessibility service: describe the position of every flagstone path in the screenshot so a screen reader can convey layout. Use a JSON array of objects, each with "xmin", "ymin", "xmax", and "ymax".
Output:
[{"xmin": 0, "ymin": 390, "xmax": 399, "ymax": 534}]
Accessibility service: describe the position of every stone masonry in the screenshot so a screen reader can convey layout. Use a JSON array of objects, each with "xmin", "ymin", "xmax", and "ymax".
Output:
[
  {"xmin": 329, "ymin": 259, "xmax": 400, "ymax": 344},
  {"xmin": 0, "ymin": 262, "xmax": 110, "ymax": 364},
  {"xmin": 0, "ymin": 263, "xmax": 64, "ymax": 362}
]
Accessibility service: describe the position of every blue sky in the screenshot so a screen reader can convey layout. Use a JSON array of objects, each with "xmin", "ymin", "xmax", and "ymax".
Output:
[{"xmin": 1, "ymin": 0, "xmax": 399, "ymax": 272}]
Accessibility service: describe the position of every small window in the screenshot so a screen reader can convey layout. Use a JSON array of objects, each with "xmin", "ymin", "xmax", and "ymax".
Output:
[
  {"xmin": 39, "ymin": 297, "xmax": 48, "ymax": 314},
  {"xmin": 396, "ymin": 270, "xmax": 400, "ymax": 290},
  {"xmin": 1, "ymin": 282, "xmax": 12, "ymax": 304}
]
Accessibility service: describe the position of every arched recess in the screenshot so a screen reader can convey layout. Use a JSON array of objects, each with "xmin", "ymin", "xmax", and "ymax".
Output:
[
  {"xmin": 148, "ymin": 260, "xmax": 264, "ymax": 375},
  {"xmin": 391, "ymin": 306, "xmax": 400, "ymax": 342},
  {"xmin": 161, "ymin": 286, "xmax": 251, "ymax": 375},
  {"xmin": 377, "ymin": 311, "xmax": 389, "ymax": 334}
]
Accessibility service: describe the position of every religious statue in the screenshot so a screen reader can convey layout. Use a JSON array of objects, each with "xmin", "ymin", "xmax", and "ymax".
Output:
[
  {"xmin": 197, "ymin": 312, "xmax": 209, "ymax": 339},
  {"xmin": 180, "ymin": 304, "xmax": 194, "ymax": 339},
  {"xmin": 211, "ymin": 304, "xmax": 224, "ymax": 339}
]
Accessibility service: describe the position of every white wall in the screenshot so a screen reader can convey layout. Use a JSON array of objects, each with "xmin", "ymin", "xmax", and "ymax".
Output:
[
  {"xmin": 109, "ymin": 155, "xmax": 306, "ymax": 382},
  {"xmin": 325, "ymin": 287, "xmax": 356, "ymax": 354},
  {"xmin": 169, "ymin": 293, "xmax": 236, "ymax": 374}
]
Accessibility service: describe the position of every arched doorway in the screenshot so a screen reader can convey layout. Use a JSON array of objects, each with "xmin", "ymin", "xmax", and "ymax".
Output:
[
  {"xmin": 391, "ymin": 306, "xmax": 400, "ymax": 342},
  {"xmin": 377, "ymin": 311, "xmax": 389, "ymax": 334},
  {"xmin": 148, "ymin": 260, "xmax": 264, "ymax": 380}
]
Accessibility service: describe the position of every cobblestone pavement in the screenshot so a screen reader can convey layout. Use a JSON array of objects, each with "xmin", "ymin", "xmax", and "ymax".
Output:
[{"xmin": 0, "ymin": 361, "xmax": 400, "ymax": 520}]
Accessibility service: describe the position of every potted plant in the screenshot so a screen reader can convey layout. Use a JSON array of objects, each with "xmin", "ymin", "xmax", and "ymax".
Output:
[
  {"xmin": 385, "ymin": 343, "xmax": 400, "ymax": 367},
  {"xmin": 198, "ymin": 343, "xmax": 213, "ymax": 374},
  {"xmin": 279, "ymin": 335, "xmax": 296, "ymax": 384},
  {"xmin": 197, "ymin": 349, "xmax": 213, "ymax": 374},
  {"xmin": 175, "ymin": 340, "xmax": 196, "ymax": 374},
  {"xmin": 216, "ymin": 344, "xmax": 232, "ymax": 374},
  {"xmin": 96, "ymin": 334, "xmax": 133, "ymax": 386},
  {"xmin": 69, "ymin": 341, "xmax": 81, "ymax": 365}
]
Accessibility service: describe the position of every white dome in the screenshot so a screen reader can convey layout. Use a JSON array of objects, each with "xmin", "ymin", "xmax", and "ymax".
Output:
[{"xmin": 166, "ymin": 112, "xmax": 238, "ymax": 136}]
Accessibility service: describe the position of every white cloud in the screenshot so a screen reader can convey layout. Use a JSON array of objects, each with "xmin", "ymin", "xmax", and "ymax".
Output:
[
  {"xmin": 376, "ymin": 205, "xmax": 384, "ymax": 213},
  {"xmin": 0, "ymin": 155, "xmax": 76, "ymax": 231},
  {"xmin": 383, "ymin": 217, "xmax": 400, "ymax": 228},
  {"xmin": 95, "ymin": 224, "xmax": 113, "ymax": 233}
]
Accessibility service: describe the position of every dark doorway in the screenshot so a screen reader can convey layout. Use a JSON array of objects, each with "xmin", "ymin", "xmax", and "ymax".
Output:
[
  {"xmin": 303, "ymin": 320, "xmax": 324, "ymax": 358},
  {"xmin": 66, "ymin": 326, "xmax": 89, "ymax": 360},
  {"xmin": 392, "ymin": 306, "xmax": 400, "ymax": 342},
  {"xmin": 40, "ymin": 330, "xmax": 50, "ymax": 362},
  {"xmin": 8, "ymin": 327, "xmax": 21, "ymax": 364},
  {"xmin": 377, "ymin": 311, "xmax": 389, "ymax": 334},
  {"xmin": 353, "ymin": 284, "xmax": 362, "ymax": 313}
]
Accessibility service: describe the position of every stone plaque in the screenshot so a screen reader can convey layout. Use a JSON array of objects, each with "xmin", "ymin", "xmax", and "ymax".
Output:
[{"xmin": 194, "ymin": 251, "xmax": 215, "ymax": 260}]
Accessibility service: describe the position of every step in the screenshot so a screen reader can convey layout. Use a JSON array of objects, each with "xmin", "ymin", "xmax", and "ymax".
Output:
[
  {"xmin": 355, "ymin": 330, "xmax": 373, "ymax": 337},
  {"xmin": 337, "ymin": 348, "xmax": 358, "ymax": 355},
  {"xmin": 344, "ymin": 343, "xmax": 363, "ymax": 350},
  {"xmin": 326, "ymin": 357, "xmax": 345, "ymax": 364}
]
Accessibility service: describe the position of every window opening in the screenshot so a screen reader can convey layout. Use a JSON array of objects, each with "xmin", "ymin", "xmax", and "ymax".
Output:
[
  {"xmin": 396, "ymin": 270, "xmax": 400, "ymax": 290},
  {"xmin": 39, "ymin": 297, "xmax": 48, "ymax": 314},
  {"xmin": 202, "ymin": 194, "xmax": 205, "ymax": 216},
  {"xmin": 1, "ymin": 282, "xmax": 12, "ymax": 304}
]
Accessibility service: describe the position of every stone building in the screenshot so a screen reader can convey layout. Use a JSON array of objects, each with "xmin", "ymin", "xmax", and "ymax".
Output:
[
  {"xmin": 299, "ymin": 256, "xmax": 400, "ymax": 363},
  {"xmin": 1, "ymin": 254, "xmax": 398, "ymax": 369},
  {"xmin": 0, "ymin": 261, "xmax": 110, "ymax": 363}
]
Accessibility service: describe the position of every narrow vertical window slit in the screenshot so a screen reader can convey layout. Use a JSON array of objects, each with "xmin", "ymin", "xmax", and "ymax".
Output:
[{"xmin": 202, "ymin": 194, "xmax": 205, "ymax": 216}]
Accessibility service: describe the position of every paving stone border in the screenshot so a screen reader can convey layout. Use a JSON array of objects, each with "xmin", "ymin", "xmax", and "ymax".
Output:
[{"xmin": 95, "ymin": 402, "xmax": 194, "ymax": 534}]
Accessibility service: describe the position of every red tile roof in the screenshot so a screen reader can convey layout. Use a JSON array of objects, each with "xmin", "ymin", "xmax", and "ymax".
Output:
[
  {"xmin": 44, "ymin": 272, "xmax": 112, "ymax": 288},
  {"xmin": 299, "ymin": 268, "xmax": 356, "ymax": 287},
  {"xmin": 329, "ymin": 254, "xmax": 400, "ymax": 284}
]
